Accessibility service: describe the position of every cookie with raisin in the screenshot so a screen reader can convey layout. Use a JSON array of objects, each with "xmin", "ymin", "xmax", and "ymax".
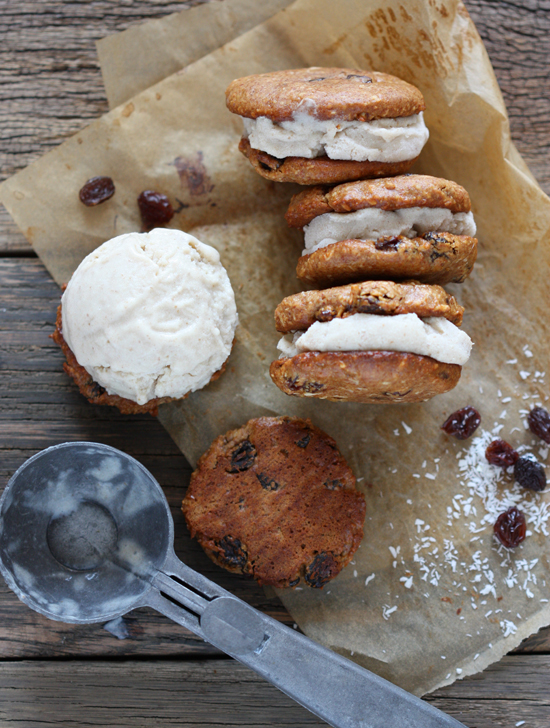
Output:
[
  {"xmin": 182, "ymin": 416, "xmax": 366, "ymax": 588},
  {"xmin": 226, "ymin": 67, "xmax": 429, "ymax": 184},
  {"xmin": 271, "ymin": 281, "xmax": 471, "ymax": 404},
  {"xmin": 288, "ymin": 174, "xmax": 477, "ymax": 286}
]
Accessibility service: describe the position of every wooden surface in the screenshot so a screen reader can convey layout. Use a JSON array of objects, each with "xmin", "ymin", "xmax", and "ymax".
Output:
[{"xmin": 1, "ymin": 1, "xmax": 550, "ymax": 726}]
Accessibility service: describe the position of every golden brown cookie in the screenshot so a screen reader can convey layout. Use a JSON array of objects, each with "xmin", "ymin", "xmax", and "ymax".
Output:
[
  {"xmin": 274, "ymin": 280, "xmax": 464, "ymax": 333},
  {"xmin": 285, "ymin": 175, "xmax": 472, "ymax": 228},
  {"xmin": 297, "ymin": 233, "xmax": 478, "ymax": 287},
  {"xmin": 270, "ymin": 279, "xmax": 470, "ymax": 404},
  {"xmin": 182, "ymin": 416, "xmax": 366, "ymax": 588},
  {"xmin": 238, "ymin": 137, "xmax": 417, "ymax": 185},
  {"xmin": 270, "ymin": 351, "xmax": 461, "ymax": 403},
  {"xmin": 226, "ymin": 68, "xmax": 425, "ymax": 122}
]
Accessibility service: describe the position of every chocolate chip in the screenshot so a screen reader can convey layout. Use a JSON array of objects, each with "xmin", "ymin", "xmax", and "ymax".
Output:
[
  {"xmin": 324, "ymin": 479, "xmax": 343, "ymax": 490},
  {"xmin": 227, "ymin": 440, "xmax": 256, "ymax": 472},
  {"xmin": 305, "ymin": 552, "xmax": 339, "ymax": 588}
]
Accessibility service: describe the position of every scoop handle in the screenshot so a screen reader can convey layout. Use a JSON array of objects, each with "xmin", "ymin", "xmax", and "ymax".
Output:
[
  {"xmin": 198, "ymin": 595, "xmax": 467, "ymax": 728},
  {"xmin": 144, "ymin": 563, "xmax": 466, "ymax": 728}
]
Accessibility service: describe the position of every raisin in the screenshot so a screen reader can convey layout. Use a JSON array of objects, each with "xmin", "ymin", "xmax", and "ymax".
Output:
[
  {"xmin": 304, "ymin": 552, "xmax": 339, "ymax": 588},
  {"xmin": 494, "ymin": 507, "xmax": 526, "ymax": 548},
  {"xmin": 303, "ymin": 381, "xmax": 325, "ymax": 393},
  {"xmin": 514, "ymin": 456, "xmax": 547, "ymax": 492},
  {"xmin": 324, "ymin": 478, "xmax": 343, "ymax": 490},
  {"xmin": 346, "ymin": 74, "xmax": 372, "ymax": 83},
  {"xmin": 87, "ymin": 380, "xmax": 107, "ymax": 399},
  {"xmin": 485, "ymin": 439, "xmax": 519, "ymax": 467},
  {"xmin": 375, "ymin": 235, "xmax": 401, "ymax": 250},
  {"xmin": 316, "ymin": 307, "xmax": 336, "ymax": 322},
  {"xmin": 423, "ymin": 231, "xmax": 448, "ymax": 244},
  {"xmin": 227, "ymin": 440, "xmax": 256, "ymax": 472},
  {"xmin": 79, "ymin": 176, "xmax": 115, "ymax": 206},
  {"xmin": 137, "ymin": 190, "xmax": 174, "ymax": 230},
  {"xmin": 295, "ymin": 433, "xmax": 311, "ymax": 448},
  {"xmin": 441, "ymin": 406, "xmax": 481, "ymax": 440},
  {"xmin": 255, "ymin": 472, "xmax": 280, "ymax": 491},
  {"xmin": 216, "ymin": 536, "xmax": 247, "ymax": 568},
  {"xmin": 528, "ymin": 406, "xmax": 550, "ymax": 444}
]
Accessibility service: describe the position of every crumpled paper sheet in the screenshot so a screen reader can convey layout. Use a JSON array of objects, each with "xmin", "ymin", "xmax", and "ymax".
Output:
[
  {"xmin": 2, "ymin": 0, "xmax": 550, "ymax": 697},
  {"xmin": 96, "ymin": 0, "xmax": 293, "ymax": 108}
]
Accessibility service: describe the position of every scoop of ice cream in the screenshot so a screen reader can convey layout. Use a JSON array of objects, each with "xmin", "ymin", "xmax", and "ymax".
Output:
[
  {"xmin": 242, "ymin": 111, "xmax": 429, "ymax": 163},
  {"xmin": 277, "ymin": 313, "xmax": 472, "ymax": 366},
  {"xmin": 303, "ymin": 206, "xmax": 477, "ymax": 254},
  {"xmin": 61, "ymin": 228, "xmax": 238, "ymax": 404}
]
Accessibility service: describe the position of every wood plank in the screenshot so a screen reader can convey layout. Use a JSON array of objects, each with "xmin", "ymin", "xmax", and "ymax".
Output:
[
  {"xmin": 427, "ymin": 655, "xmax": 550, "ymax": 727},
  {"xmin": 0, "ymin": 655, "xmax": 547, "ymax": 727},
  {"xmin": 0, "ymin": 0, "xmax": 204, "ymax": 253}
]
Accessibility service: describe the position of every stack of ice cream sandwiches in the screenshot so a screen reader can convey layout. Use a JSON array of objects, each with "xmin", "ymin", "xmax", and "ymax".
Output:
[{"xmin": 226, "ymin": 66, "xmax": 477, "ymax": 404}]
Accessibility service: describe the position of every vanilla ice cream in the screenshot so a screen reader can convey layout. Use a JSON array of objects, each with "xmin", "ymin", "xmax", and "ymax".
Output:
[
  {"xmin": 277, "ymin": 313, "xmax": 472, "ymax": 366},
  {"xmin": 61, "ymin": 228, "xmax": 238, "ymax": 404},
  {"xmin": 242, "ymin": 111, "xmax": 429, "ymax": 163},
  {"xmin": 303, "ymin": 207, "xmax": 477, "ymax": 254}
]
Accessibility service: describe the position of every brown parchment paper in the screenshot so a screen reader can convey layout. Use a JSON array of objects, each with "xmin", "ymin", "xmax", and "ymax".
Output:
[
  {"xmin": 2, "ymin": 0, "xmax": 550, "ymax": 697},
  {"xmin": 96, "ymin": 0, "xmax": 293, "ymax": 108}
]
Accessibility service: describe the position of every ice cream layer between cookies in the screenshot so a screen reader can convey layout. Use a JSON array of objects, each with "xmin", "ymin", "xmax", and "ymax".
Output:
[
  {"xmin": 303, "ymin": 206, "xmax": 477, "ymax": 254},
  {"xmin": 241, "ymin": 110, "xmax": 429, "ymax": 163},
  {"xmin": 277, "ymin": 313, "xmax": 472, "ymax": 366}
]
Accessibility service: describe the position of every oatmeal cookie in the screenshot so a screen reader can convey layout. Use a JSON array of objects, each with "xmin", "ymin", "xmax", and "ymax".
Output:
[{"xmin": 182, "ymin": 416, "xmax": 366, "ymax": 588}]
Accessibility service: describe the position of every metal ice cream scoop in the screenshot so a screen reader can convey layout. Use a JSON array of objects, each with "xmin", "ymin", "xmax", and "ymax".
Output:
[{"xmin": 0, "ymin": 442, "xmax": 466, "ymax": 728}]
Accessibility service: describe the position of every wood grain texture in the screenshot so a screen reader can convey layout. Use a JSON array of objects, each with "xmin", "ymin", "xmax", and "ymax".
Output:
[
  {"xmin": 0, "ymin": 655, "xmax": 547, "ymax": 728},
  {"xmin": 1, "ymin": 3, "xmax": 550, "ymax": 726}
]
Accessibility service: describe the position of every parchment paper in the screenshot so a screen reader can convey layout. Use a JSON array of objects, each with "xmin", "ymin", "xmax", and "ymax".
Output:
[
  {"xmin": 2, "ymin": 0, "xmax": 550, "ymax": 697},
  {"xmin": 96, "ymin": 0, "xmax": 293, "ymax": 108}
]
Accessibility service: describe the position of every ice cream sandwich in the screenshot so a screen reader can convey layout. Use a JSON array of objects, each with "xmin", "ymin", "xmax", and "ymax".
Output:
[
  {"xmin": 270, "ymin": 280, "xmax": 471, "ymax": 403},
  {"xmin": 287, "ymin": 174, "xmax": 478, "ymax": 287},
  {"xmin": 226, "ymin": 67, "xmax": 429, "ymax": 185}
]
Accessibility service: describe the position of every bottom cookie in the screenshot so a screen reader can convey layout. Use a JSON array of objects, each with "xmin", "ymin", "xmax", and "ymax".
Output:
[
  {"xmin": 238, "ymin": 137, "xmax": 417, "ymax": 185},
  {"xmin": 296, "ymin": 234, "xmax": 478, "ymax": 287},
  {"xmin": 52, "ymin": 305, "xmax": 225, "ymax": 415},
  {"xmin": 270, "ymin": 350, "xmax": 462, "ymax": 403}
]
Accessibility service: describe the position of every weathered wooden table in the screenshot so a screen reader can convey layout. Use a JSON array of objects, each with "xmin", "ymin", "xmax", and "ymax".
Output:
[{"xmin": 1, "ymin": 2, "xmax": 550, "ymax": 725}]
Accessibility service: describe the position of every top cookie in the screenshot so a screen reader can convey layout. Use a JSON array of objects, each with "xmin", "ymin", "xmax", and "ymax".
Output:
[
  {"xmin": 274, "ymin": 280, "xmax": 465, "ymax": 333},
  {"xmin": 226, "ymin": 67, "xmax": 425, "ymax": 123},
  {"xmin": 286, "ymin": 175, "xmax": 472, "ymax": 228}
]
